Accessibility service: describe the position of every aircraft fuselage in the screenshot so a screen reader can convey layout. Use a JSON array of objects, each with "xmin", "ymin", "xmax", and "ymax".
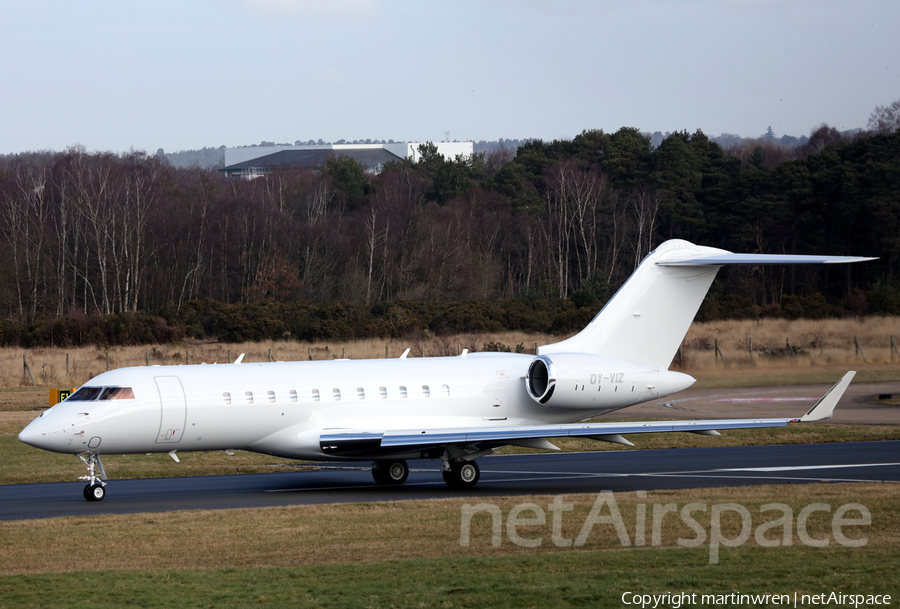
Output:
[{"xmin": 19, "ymin": 353, "xmax": 694, "ymax": 460}]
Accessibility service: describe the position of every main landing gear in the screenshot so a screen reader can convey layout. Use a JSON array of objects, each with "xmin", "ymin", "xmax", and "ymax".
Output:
[
  {"xmin": 442, "ymin": 460, "xmax": 480, "ymax": 489},
  {"xmin": 371, "ymin": 459, "xmax": 409, "ymax": 485},
  {"xmin": 78, "ymin": 452, "xmax": 107, "ymax": 501},
  {"xmin": 371, "ymin": 458, "xmax": 482, "ymax": 489}
]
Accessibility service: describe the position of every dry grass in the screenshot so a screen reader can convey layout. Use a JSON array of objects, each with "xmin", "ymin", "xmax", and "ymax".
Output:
[
  {"xmin": 1, "ymin": 482, "xmax": 895, "ymax": 575},
  {"xmin": 681, "ymin": 316, "xmax": 900, "ymax": 368},
  {"xmin": 3, "ymin": 317, "xmax": 900, "ymax": 390},
  {"xmin": 1, "ymin": 331, "xmax": 557, "ymax": 390},
  {"xmin": 4, "ymin": 318, "xmax": 900, "ymax": 391}
]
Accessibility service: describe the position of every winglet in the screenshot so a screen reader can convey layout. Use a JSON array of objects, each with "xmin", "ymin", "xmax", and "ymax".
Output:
[
  {"xmin": 800, "ymin": 371, "xmax": 856, "ymax": 422},
  {"xmin": 233, "ymin": 353, "xmax": 245, "ymax": 365}
]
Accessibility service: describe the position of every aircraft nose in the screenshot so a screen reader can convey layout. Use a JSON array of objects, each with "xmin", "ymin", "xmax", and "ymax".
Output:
[
  {"xmin": 18, "ymin": 418, "xmax": 66, "ymax": 450},
  {"xmin": 18, "ymin": 422, "xmax": 43, "ymax": 448}
]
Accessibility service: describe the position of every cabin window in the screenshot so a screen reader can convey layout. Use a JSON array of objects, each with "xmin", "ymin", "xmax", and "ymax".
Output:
[
  {"xmin": 312, "ymin": 389, "xmax": 320, "ymax": 402},
  {"xmin": 289, "ymin": 390, "xmax": 298, "ymax": 403},
  {"xmin": 245, "ymin": 391, "xmax": 254, "ymax": 404},
  {"xmin": 441, "ymin": 384, "xmax": 450, "ymax": 397},
  {"xmin": 379, "ymin": 386, "xmax": 387, "ymax": 399},
  {"xmin": 66, "ymin": 387, "xmax": 102, "ymax": 402},
  {"xmin": 333, "ymin": 388, "xmax": 341, "ymax": 401},
  {"xmin": 99, "ymin": 387, "xmax": 135, "ymax": 400},
  {"xmin": 399, "ymin": 385, "xmax": 407, "ymax": 399},
  {"xmin": 267, "ymin": 390, "xmax": 276, "ymax": 403},
  {"xmin": 357, "ymin": 387, "xmax": 365, "ymax": 400},
  {"xmin": 223, "ymin": 392, "xmax": 232, "ymax": 405},
  {"xmin": 422, "ymin": 385, "xmax": 431, "ymax": 398}
]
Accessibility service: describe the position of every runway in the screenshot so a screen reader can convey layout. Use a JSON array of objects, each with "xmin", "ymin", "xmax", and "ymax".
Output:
[{"xmin": 1, "ymin": 440, "xmax": 897, "ymax": 521}]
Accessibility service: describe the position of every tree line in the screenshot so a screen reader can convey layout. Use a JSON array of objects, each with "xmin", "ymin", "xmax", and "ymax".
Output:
[{"xmin": 1, "ymin": 112, "xmax": 899, "ymax": 347}]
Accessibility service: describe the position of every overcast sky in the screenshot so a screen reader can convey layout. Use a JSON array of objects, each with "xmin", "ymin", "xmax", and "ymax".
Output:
[{"xmin": 1, "ymin": 0, "xmax": 897, "ymax": 154}]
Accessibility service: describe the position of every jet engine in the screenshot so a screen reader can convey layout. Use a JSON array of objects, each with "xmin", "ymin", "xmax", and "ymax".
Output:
[{"xmin": 525, "ymin": 353, "xmax": 694, "ymax": 410}]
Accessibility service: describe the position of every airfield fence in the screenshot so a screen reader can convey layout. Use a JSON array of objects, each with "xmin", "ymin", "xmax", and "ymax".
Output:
[{"xmin": 3, "ymin": 330, "xmax": 899, "ymax": 390}]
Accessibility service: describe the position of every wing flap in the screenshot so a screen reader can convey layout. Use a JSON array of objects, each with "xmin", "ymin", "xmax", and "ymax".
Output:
[{"xmin": 319, "ymin": 418, "xmax": 790, "ymax": 456}]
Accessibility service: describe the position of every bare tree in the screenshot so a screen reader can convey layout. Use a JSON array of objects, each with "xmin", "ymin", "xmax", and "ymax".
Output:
[
  {"xmin": 1, "ymin": 163, "xmax": 51, "ymax": 319},
  {"xmin": 867, "ymin": 98, "xmax": 900, "ymax": 134},
  {"xmin": 629, "ymin": 186, "xmax": 662, "ymax": 269}
]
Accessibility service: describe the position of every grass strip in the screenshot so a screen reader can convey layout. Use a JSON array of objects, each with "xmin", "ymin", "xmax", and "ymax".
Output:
[
  {"xmin": 1, "ymin": 547, "xmax": 898, "ymax": 609},
  {"xmin": 1, "ymin": 483, "xmax": 898, "ymax": 607}
]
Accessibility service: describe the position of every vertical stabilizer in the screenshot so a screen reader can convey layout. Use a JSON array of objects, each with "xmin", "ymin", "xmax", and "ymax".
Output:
[{"xmin": 539, "ymin": 240, "xmax": 724, "ymax": 368}]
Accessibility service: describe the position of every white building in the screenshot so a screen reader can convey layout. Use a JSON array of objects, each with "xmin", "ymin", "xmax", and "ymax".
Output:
[{"xmin": 222, "ymin": 142, "xmax": 474, "ymax": 178}]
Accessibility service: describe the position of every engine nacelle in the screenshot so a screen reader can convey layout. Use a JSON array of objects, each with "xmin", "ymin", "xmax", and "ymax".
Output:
[{"xmin": 525, "ymin": 353, "xmax": 694, "ymax": 411}]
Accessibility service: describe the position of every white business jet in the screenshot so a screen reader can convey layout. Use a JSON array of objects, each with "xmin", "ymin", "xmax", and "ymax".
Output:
[{"xmin": 19, "ymin": 240, "xmax": 871, "ymax": 501}]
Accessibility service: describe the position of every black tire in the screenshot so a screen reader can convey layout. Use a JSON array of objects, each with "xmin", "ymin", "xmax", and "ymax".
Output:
[
  {"xmin": 83, "ymin": 484, "xmax": 93, "ymax": 501},
  {"xmin": 372, "ymin": 460, "xmax": 408, "ymax": 485},
  {"xmin": 385, "ymin": 460, "xmax": 409, "ymax": 484},
  {"xmin": 443, "ymin": 460, "xmax": 480, "ymax": 489},
  {"xmin": 372, "ymin": 466, "xmax": 388, "ymax": 485},
  {"xmin": 442, "ymin": 470, "xmax": 455, "ymax": 486},
  {"xmin": 87, "ymin": 484, "xmax": 105, "ymax": 501}
]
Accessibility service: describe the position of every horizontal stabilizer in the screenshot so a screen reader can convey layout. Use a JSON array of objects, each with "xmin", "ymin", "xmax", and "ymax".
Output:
[{"xmin": 658, "ymin": 253, "xmax": 877, "ymax": 266}]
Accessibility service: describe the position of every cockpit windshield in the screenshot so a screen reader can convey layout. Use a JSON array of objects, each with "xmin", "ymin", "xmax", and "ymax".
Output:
[
  {"xmin": 100, "ymin": 387, "xmax": 135, "ymax": 400},
  {"xmin": 65, "ymin": 386, "xmax": 135, "ymax": 402},
  {"xmin": 66, "ymin": 387, "xmax": 103, "ymax": 401}
]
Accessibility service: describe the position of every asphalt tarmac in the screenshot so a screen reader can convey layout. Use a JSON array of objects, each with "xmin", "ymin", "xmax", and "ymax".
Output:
[{"xmin": 2, "ymin": 441, "xmax": 897, "ymax": 521}]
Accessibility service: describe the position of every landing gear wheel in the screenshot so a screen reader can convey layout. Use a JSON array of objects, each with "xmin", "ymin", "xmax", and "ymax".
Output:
[
  {"xmin": 85, "ymin": 483, "xmax": 106, "ymax": 502},
  {"xmin": 371, "ymin": 460, "xmax": 409, "ymax": 485},
  {"xmin": 77, "ymin": 453, "xmax": 108, "ymax": 501},
  {"xmin": 443, "ymin": 460, "xmax": 480, "ymax": 489}
]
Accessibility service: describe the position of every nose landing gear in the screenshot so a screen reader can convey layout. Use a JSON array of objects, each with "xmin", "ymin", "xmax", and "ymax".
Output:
[{"xmin": 78, "ymin": 452, "xmax": 107, "ymax": 501}]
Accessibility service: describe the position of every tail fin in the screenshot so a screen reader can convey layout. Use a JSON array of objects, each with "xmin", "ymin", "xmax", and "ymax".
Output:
[{"xmin": 538, "ymin": 240, "xmax": 875, "ymax": 369}]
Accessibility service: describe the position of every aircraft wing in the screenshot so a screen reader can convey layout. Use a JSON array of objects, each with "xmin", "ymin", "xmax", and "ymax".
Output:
[{"xmin": 320, "ymin": 372, "xmax": 855, "ymax": 458}]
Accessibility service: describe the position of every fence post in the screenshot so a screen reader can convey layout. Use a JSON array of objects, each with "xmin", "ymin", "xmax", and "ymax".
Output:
[
  {"xmin": 892, "ymin": 336, "xmax": 899, "ymax": 361},
  {"xmin": 67, "ymin": 353, "xmax": 70, "ymax": 377},
  {"xmin": 23, "ymin": 355, "xmax": 35, "ymax": 386},
  {"xmin": 854, "ymin": 336, "xmax": 867, "ymax": 363},
  {"xmin": 786, "ymin": 337, "xmax": 798, "ymax": 364},
  {"xmin": 748, "ymin": 337, "xmax": 753, "ymax": 363},
  {"xmin": 386, "ymin": 345, "xmax": 389, "ymax": 359},
  {"xmin": 714, "ymin": 339, "xmax": 725, "ymax": 365}
]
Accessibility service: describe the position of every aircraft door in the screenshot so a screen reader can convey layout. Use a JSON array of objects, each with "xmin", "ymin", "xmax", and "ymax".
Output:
[
  {"xmin": 155, "ymin": 376, "xmax": 186, "ymax": 444},
  {"xmin": 483, "ymin": 390, "xmax": 509, "ymax": 420}
]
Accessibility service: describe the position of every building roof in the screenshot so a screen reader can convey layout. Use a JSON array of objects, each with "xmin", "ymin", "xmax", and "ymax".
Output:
[{"xmin": 221, "ymin": 148, "xmax": 404, "ymax": 173}]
